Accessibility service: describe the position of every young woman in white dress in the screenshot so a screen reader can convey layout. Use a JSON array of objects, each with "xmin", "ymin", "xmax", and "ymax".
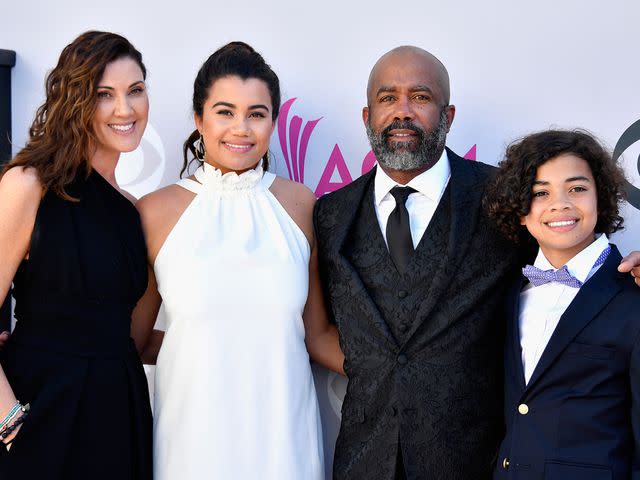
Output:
[{"xmin": 131, "ymin": 42, "xmax": 344, "ymax": 479}]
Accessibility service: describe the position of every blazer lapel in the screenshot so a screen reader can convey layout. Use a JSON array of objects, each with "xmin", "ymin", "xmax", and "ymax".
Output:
[
  {"xmin": 507, "ymin": 277, "xmax": 527, "ymax": 392},
  {"xmin": 524, "ymin": 247, "xmax": 623, "ymax": 392},
  {"xmin": 333, "ymin": 169, "xmax": 399, "ymax": 349},
  {"xmin": 403, "ymin": 150, "xmax": 485, "ymax": 345}
]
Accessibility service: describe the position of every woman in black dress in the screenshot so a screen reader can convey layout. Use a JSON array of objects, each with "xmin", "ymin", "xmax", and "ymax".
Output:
[{"xmin": 0, "ymin": 31, "xmax": 152, "ymax": 479}]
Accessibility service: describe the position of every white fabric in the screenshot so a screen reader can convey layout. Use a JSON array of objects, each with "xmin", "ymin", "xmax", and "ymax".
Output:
[
  {"xmin": 153, "ymin": 163, "xmax": 324, "ymax": 479},
  {"xmin": 519, "ymin": 234, "xmax": 609, "ymax": 384},
  {"xmin": 374, "ymin": 149, "xmax": 451, "ymax": 249}
]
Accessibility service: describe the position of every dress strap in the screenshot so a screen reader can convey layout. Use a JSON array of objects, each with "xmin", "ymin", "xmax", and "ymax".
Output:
[
  {"xmin": 261, "ymin": 171, "xmax": 276, "ymax": 189},
  {"xmin": 175, "ymin": 178, "xmax": 202, "ymax": 194}
]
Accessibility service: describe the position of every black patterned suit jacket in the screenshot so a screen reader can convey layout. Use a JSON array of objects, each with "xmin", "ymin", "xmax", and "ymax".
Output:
[{"xmin": 314, "ymin": 149, "xmax": 522, "ymax": 480}]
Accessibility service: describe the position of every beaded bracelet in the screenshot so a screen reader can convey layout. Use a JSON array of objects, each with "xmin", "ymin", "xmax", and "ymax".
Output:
[
  {"xmin": 0, "ymin": 404, "xmax": 30, "ymax": 442},
  {"xmin": 0, "ymin": 402, "xmax": 21, "ymax": 432}
]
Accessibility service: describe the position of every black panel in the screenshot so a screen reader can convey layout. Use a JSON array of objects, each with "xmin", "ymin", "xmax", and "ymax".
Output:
[{"xmin": 0, "ymin": 49, "xmax": 16, "ymax": 332}]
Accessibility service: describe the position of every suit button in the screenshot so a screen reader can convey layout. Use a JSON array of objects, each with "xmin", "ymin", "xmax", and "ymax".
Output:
[
  {"xmin": 385, "ymin": 406, "xmax": 397, "ymax": 417},
  {"xmin": 502, "ymin": 458, "xmax": 509, "ymax": 469},
  {"xmin": 397, "ymin": 354, "xmax": 408, "ymax": 365},
  {"xmin": 398, "ymin": 290, "xmax": 408, "ymax": 299},
  {"xmin": 399, "ymin": 324, "xmax": 409, "ymax": 333},
  {"xmin": 518, "ymin": 404, "xmax": 529, "ymax": 415}
]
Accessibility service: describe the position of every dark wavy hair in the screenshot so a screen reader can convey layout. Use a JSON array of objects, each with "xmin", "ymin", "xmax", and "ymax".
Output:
[
  {"xmin": 4, "ymin": 31, "xmax": 146, "ymax": 200},
  {"xmin": 182, "ymin": 41, "xmax": 281, "ymax": 177},
  {"xmin": 484, "ymin": 129, "xmax": 626, "ymax": 243}
]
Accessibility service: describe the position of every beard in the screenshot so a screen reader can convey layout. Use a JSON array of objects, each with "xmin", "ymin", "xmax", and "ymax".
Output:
[{"xmin": 366, "ymin": 108, "xmax": 449, "ymax": 171}]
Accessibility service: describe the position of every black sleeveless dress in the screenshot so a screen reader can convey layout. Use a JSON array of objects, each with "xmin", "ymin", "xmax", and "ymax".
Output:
[{"xmin": 0, "ymin": 170, "xmax": 152, "ymax": 479}]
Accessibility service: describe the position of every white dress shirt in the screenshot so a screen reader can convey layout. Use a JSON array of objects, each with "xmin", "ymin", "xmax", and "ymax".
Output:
[
  {"xmin": 519, "ymin": 234, "xmax": 610, "ymax": 384},
  {"xmin": 374, "ymin": 149, "xmax": 451, "ymax": 249}
]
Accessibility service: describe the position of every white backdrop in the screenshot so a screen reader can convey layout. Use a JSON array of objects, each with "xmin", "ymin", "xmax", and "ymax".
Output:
[{"xmin": 2, "ymin": 1, "xmax": 639, "ymax": 476}]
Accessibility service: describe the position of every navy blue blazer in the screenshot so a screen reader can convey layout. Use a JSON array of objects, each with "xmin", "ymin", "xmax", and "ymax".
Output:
[{"xmin": 494, "ymin": 244, "xmax": 640, "ymax": 480}]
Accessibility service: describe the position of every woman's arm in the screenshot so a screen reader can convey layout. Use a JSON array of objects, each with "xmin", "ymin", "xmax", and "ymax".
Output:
[
  {"xmin": 0, "ymin": 167, "xmax": 42, "ymax": 443},
  {"xmin": 303, "ymin": 242, "xmax": 345, "ymax": 375},
  {"xmin": 269, "ymin": 177, "xmax": 345, "ymax": 375},
  {"xmin": 130, "ymin": 191, "xmax": 169, "ymax": 359},
  {"xmin": 130, "ymin": 265, "xmax": 162, "ymax": 357}
]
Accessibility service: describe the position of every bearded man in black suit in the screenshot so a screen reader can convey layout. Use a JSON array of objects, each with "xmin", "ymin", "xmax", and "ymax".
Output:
[
  {"xmin": 314, "ymin": 46, "xmax": 519, "ymax": 479},
  {"xmin": 315, "ymin": 45, "xmax": 640, "ymax": 480}
]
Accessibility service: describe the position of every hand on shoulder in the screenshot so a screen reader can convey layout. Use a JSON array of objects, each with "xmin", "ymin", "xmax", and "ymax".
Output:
[{"xmin": 618, "ymin": 251, "xmax": 640, "ymax": 287}]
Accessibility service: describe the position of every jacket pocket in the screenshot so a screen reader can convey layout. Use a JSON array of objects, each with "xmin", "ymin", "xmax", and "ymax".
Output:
[
  {"xmin": 545, "ymin": 460, "xmax": 612, "ymax": 480},
  {"xmin": 566, "ymin": 342, "xmax": 615, "ymax": 360}
]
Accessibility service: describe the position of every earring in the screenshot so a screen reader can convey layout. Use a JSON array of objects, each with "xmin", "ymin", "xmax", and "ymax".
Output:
[{"xmin": 195, "ymin": 134, "xmax": 206, "ymax": 160}]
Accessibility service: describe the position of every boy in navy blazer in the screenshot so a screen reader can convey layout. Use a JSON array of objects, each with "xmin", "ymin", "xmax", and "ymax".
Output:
[{"xmin": 485, "ymin": 129, "xmax": 640, "ymax": 480}]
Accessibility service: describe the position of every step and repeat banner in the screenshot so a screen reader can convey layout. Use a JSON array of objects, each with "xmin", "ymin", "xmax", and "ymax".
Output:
[{"xmin": 2, "ymin": 1, "xmax": 639, "ymax": 476}]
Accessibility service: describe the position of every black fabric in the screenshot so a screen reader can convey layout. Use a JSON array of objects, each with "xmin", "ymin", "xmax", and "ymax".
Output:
[
  {"xmin": 395, "ymin": 441, "xmax": 406, "ymax": 480},
  {"xmin": 344, "ymin": 180, "xmax": 451, "ymax": 346},
  {"xmin": 0, "ymin": 171, "xmax": 152, "ymax": 479},
  {"xmin": 315, "ymin": 149, "xmax": 522, "ymax": 479},
  {"xmin": 386, "ymin": 186, "xmax": 417, "ymax": 273}
]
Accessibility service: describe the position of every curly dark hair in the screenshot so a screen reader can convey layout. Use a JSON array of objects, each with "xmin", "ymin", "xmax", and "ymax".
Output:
[{"xmin": 484, "ymin": 129, "xmax": 626, "ymax": 243}]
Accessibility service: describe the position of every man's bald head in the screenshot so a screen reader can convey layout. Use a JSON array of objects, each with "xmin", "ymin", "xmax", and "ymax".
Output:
[
  {"xmin": 366, "ymin": 46, "xmax": 451, "ymax": 107},
  {"xmin": 362, "ymin": 45, "xmax": 456, "ymax": 180}
]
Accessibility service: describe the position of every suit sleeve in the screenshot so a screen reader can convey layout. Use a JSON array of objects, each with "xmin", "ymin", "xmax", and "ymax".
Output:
[
  {"xmin": 312, "ymin": 199, "xmax": 336, "ymax": 325},
  {"xmin": 631, "ymin": 328, "xmax": 640, "ymax": 479}
]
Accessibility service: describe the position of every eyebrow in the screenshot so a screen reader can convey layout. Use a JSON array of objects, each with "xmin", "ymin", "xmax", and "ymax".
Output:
[
  {"xmin": 211, "ymin": 101, "xmax": 270, "ymax": 111},
  {"xmin": 96, "ymin": 80, "xmax": 145, "ymax": 90},
  {"xmin": 376, "ymin": 84, "xmax": 434, "ymax": 96},
  {"xmin": 533, "ymin": 176, "xmax": 592, "ymax": 185}
]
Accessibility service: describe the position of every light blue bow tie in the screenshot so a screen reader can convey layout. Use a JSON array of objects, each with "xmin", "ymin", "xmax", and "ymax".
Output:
[
  {"xmin": 522, "ymin": 245, "xmax": 611, "ymax": 289},
  {"xmin": 522, "ymin": 264, "xmax": 582, "ymax": 288}
]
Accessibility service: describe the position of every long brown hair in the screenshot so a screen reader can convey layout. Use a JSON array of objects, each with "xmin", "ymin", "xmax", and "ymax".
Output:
[{"xmin": 4, "ymin": 31, "xmax": 146, "ymax": 199}]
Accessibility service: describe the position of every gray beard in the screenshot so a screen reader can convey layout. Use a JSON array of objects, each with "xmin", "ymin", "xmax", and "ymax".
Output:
[{"xmin": 366, "ymin": 109, "xmax": 448, "ymax": 171}]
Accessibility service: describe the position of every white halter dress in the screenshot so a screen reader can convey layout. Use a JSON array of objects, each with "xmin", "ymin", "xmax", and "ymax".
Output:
[{"xmin": 152, "ymin": 163, "xmax": 324, "ymax": 479}]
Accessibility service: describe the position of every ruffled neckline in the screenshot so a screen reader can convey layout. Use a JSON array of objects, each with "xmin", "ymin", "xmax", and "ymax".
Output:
[{"xmin": 193, "ymin": 162, "xmax": 264, "ymax": 191}]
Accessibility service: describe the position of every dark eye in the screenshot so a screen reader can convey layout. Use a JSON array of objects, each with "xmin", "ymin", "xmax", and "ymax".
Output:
[
  {"xmin": 532, "ymin": 190, "xmax": 547, "ymax": 198},
  {"xmin": 217, "ymin": 109, "xmax": 233, "ymax": 116},
  {"xmin": 379, "ymin": 95, "xmax": 395, "ymax": 102},
  {"xmin": 97, "ymin": 91, "xmax": 111, "ymax": 98},
  {"xmin": 249, "ymin": 111, "xmax": 266, "ymax": 118},
  {"xmin": 413, "ymin": 94, "xmax": 430, "ymax": 101},
  {"xmin": 130, "ymin": 86, "xmax": 145, "ymax": 95},
  {"xmin": 570, "ymin": 186, "xmax": 587, "ymax": 193}
]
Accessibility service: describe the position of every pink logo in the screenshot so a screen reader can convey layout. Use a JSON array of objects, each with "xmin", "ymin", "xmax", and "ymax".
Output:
[
  {"xmin": 276, "ymin": 98, "xmax": 476, "ymax": 197},
  {"xmin": 277, "ymin": 98, "xmax": 322, "ymax": 184}
]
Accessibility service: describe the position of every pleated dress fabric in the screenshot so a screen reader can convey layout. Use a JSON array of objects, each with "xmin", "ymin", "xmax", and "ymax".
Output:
[
  {"xmin": 153, "ymin": 163, "xmax": 324, "ymax": 479},
  {"xmin": 0, "ymin": 170, "xmax": 153, "ymax": 479}
]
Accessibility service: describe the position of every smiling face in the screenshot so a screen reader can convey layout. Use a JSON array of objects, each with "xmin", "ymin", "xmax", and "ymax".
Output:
[
  {"xmin": 363, "ymin": 47, "xmax": 455, "ymax": 176},
  {"xmin": 521, "ymin": 153, "xmax": 599, "ymax": 267},
  {"xmin": 195, "ymin": 75, "xmax": 274, "ymax": 174},
  {"xmin": 92, "ymin": 57, "xmax": 148, "ymax": 162}
]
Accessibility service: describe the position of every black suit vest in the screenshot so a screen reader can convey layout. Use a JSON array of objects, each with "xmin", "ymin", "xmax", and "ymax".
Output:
[{"xmin": 343, "ymin": 180, "xmax": 452, "ymax": 345}]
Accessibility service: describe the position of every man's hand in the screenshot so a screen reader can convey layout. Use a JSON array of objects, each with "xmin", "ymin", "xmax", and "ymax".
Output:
[{"xmin": 618, "ymin": 251, "xmax": 640, "ymax": 287}]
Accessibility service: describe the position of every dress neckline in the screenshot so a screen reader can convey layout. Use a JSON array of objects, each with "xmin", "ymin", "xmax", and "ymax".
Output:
[{"xmin": 193, "ymin": 162, "xmax": 265, "ymax": 191}]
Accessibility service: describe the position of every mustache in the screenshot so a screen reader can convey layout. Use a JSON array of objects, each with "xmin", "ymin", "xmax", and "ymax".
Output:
[{"xmin": 382, "ymin": 120, "xmax": 425, "ymax": 138}]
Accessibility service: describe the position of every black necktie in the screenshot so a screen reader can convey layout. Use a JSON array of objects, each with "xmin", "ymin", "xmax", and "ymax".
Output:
[{"xmin": 386, "ymin": 186, "xmax": 416, "ymax": 273}]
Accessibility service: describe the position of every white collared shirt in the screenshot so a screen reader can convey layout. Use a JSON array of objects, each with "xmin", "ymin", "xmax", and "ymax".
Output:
[
  {"xmin": 519, "ymin": 234, "xmax": 610, "ymax": 384},
  {"xmin": 373, "ymin": 149, "xmax": 451, "ymax": 249}
]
